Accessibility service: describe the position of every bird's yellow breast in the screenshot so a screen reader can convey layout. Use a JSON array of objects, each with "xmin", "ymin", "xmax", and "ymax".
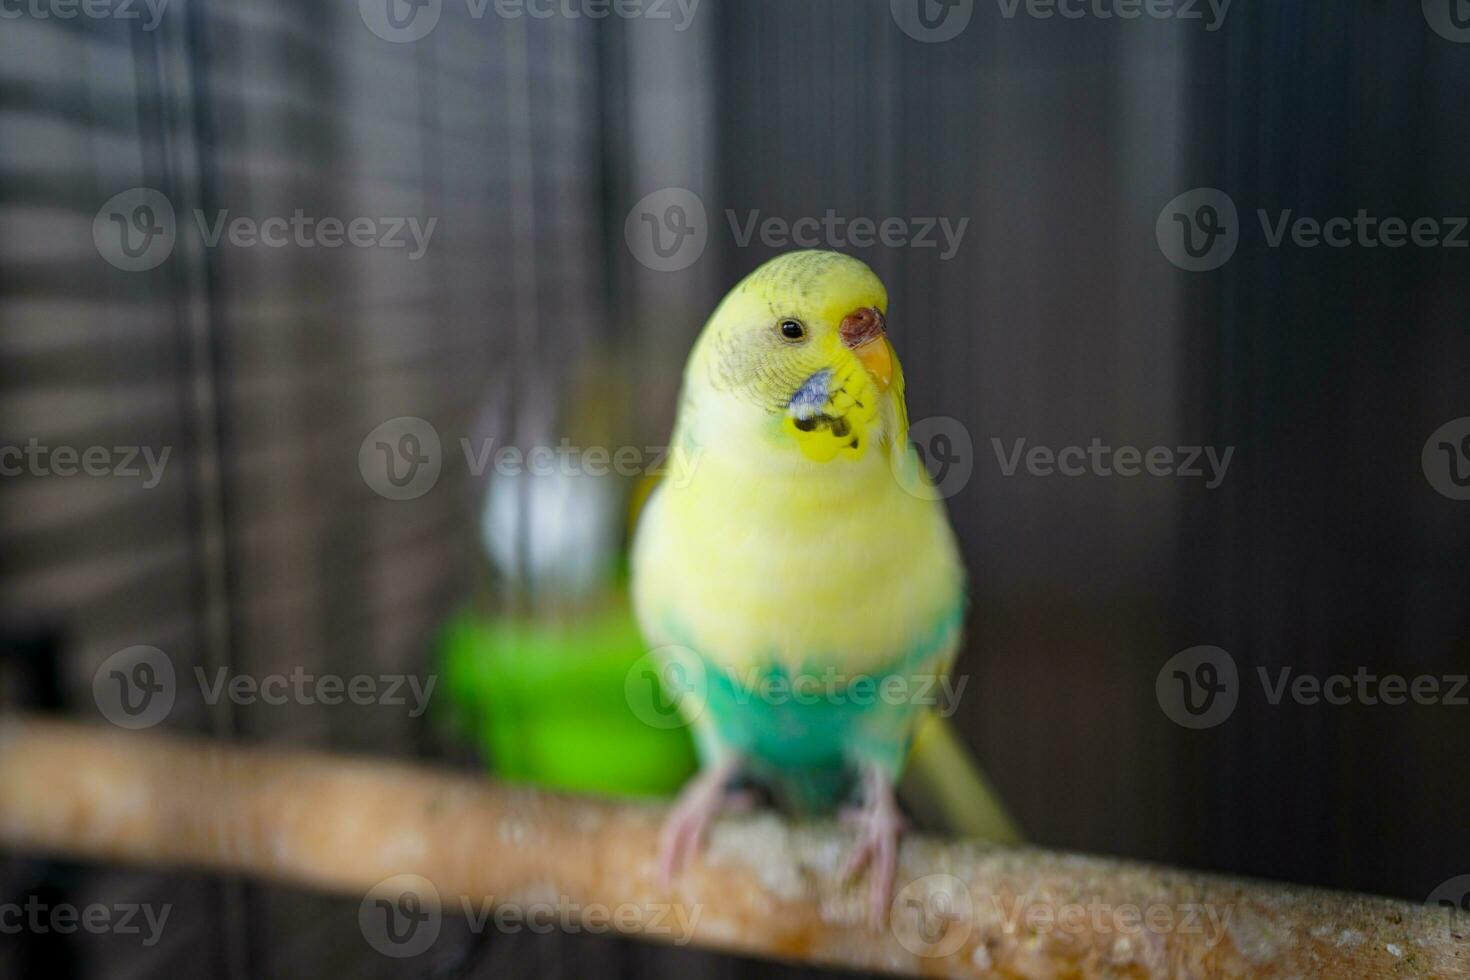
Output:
[{"xmin": 631, "ymin": 432, "xmax": 965, "ymax": 678}]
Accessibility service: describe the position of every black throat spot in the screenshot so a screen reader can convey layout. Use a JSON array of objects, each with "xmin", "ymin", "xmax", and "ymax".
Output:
[{"xmin": 793, "ymin": 414, "xmax": 852, "ymax": 439}]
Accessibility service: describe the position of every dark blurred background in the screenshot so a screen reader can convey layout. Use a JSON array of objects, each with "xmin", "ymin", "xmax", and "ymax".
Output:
[{"xmin": 2, "ymin": 0, "xmax": 1468, "ymax": 977}]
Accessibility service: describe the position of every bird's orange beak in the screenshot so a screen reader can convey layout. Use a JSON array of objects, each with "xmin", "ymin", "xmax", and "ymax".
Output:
[{"xmin": 840, "ymin": 307, "xmax": 893, "ymax": 392}]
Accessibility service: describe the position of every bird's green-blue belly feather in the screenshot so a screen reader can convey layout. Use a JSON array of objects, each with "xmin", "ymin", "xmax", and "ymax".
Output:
[{"xmin": 662, "ymin": 604, "xmax": 963, "ymax": 810}]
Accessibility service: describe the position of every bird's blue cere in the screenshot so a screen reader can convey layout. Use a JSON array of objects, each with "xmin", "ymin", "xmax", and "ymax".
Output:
[{"xmin": 788, "ymin": 369, "xmax": 831, "ymax": 420}]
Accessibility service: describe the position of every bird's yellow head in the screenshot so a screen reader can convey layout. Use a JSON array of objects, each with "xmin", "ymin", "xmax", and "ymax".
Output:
[{"xmin": 687, "ymin": 250, "xmax": 908, "ymax": 463}]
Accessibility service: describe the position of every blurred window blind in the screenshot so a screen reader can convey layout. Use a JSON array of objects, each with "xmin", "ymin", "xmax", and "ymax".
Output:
[{"xmin": 0, "ymin": 5, "xmax": 606, "ymax": 977}]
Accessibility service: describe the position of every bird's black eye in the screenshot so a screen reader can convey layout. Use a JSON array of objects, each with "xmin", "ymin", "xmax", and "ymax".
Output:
[{"xmin": 778, "ymin": 319, "xmax": 806, "ymax": 341}]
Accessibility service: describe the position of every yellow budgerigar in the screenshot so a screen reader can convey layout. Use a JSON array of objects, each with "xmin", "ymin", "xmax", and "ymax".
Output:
[{"xmin": 631, "ymin": 250, "xmax": 1004, "ymax": 925}]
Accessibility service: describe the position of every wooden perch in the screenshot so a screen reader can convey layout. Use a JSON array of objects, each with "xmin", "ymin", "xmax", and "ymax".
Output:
[{"xmin": 0, "ymin": 717, "xmax": 1465, "ymax": 978}]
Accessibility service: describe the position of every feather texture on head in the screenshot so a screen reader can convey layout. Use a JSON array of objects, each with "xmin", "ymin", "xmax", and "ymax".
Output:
[{"xmin": 681, "ymin": 250, "xmax": 908, "ymax": 464}]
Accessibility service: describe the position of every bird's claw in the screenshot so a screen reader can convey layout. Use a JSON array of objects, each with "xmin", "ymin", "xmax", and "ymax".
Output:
[
  {"xmin": 658, "ymin": 759, "xmax": 743, "ymax": 886},
  {"xmin": 841, "ymin": 771, "xmax": 907, "ymax": 929}
]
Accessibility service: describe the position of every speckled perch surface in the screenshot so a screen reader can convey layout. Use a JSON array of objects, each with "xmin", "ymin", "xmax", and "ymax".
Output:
[{"xmin": 0, "ymin": 718, "xmax": 1465, "ymax": 978}]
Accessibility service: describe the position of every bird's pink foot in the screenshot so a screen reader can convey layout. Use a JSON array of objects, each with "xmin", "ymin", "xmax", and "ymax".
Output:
[
  {"xmin": 658, "ymin": 757, "xmax": 744, "ymax": 885},
  {"xmin": 841, "ymin": 768, "xmax": 907, "ymax": 928}
]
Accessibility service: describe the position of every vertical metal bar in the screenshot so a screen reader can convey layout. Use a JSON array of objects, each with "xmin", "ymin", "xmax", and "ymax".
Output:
[{"xmin": 148, "ymin": 1, "xmax": 250, "ymax": 976}]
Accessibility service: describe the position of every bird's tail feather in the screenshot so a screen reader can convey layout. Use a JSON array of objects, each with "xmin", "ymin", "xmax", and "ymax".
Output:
[{"xmin": 902, "ymin": 713, "xmax": 1023, "ymax": 843}]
